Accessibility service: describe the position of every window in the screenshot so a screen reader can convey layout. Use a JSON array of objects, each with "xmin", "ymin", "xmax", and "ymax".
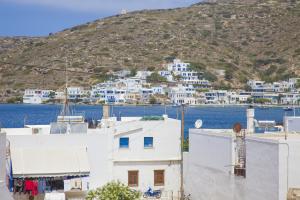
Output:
[
  {"xmin": 154, "ymin": 170, "xmax": 165, "ymax": 186},
  {"xmin": 119, "ymin": 137, "xmax": 129, "ymax": 148},
  {"xmin": 144, "ymin": 137, "xmax": 153, "ymax": 148},
  {"xmin": 128, "ymin": 171, "xmax": 139, "ymax": 187}
]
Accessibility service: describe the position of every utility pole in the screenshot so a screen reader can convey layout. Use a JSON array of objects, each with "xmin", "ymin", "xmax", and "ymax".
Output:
[{"xmin": 180, "ymin": 104, "xmax": 185, "ymax": 200}]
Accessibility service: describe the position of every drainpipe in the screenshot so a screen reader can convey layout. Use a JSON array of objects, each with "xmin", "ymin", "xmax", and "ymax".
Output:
[{"xmin": 279, "ymin": 142, "xmax": 290, "ymax": 193}]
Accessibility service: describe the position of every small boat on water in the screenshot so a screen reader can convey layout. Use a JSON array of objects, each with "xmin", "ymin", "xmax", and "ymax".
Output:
[{"xmin": 283, "ymin": 107, "xmax": 293, "ymax": 111}]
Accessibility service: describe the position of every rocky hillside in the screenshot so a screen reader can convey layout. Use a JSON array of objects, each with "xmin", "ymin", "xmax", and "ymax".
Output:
[{"xmin": 0, "ymin": 0, "xmax": 300, "ymax": 100}]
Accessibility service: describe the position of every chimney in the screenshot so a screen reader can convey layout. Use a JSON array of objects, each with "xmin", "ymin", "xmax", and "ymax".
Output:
[
  {"xmin": 103, "ymin": 104, "xmax": 110, "ymax": 119},
  {"xmin": 247, "ymin": 107, "xmax": 255, "ymax": 133}
]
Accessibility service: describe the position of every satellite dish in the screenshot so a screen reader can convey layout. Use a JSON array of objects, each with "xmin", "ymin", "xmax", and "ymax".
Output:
[
  {"xmin": 233, "ymin": 122, "xmax": 242, "ymax": 133},
  {"xmin": 195, "ymin": 119, "xmax": 203, "ymax": 129}
]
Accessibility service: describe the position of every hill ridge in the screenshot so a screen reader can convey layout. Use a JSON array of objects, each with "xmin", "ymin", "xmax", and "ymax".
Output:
[{"xmin": 0, "ymin": 1, "xmax": 299, "ymax": 100}]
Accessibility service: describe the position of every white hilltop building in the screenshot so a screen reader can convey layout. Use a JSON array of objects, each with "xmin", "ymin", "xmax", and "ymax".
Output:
[
  {"xmin": 184, "ymin": 108, "xmax": 300, "ymax": 200},
  {"xmin": 167, "ymin": 59, "xmax": 209, "ymax": 86},
  {"xmin": 3, "ymin": 106, "xmax": 182, "ymax": 199}
]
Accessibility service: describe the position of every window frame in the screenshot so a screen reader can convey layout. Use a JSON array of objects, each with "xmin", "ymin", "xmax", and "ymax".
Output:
[
  {"xmin": 119, "ymin": 137, "xmax": 129, "ymax": 149},
  {"xmin": 128, "ymin": 170, "xmax": 139, "ymax": 187},
  {"xmin": 144, "ymin": 137, "xmax": 154, "ymax": 149},
  {"xmin": 154, "ymin": 170, "xmax": 165, "ymax": 186}
]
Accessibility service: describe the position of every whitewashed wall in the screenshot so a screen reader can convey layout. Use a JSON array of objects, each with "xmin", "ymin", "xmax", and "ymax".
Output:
[
  {"xmin": 113, "ymin": 161, "xmax": 180, "ymax": 194},
  {"xmin": 0, "ymin": 133, "xmax": 14, "ymax": 200},
  {"xmin": 113, "ymin": 119, "xmax": 181, "ymax": 161},
  {"xmin": 184, "ymin": 129, "xmax": 300, "ymax": 200},
  {"xmin": 112, "ymin": 118, "xmax": 181, "ymax": 194},
  {"xmin": 245, "ymin": 138, "xmax": 279, "ymax": 200},
  {"xmin": 184, "ymin": 129, "xmax": 243, "ymax": 200},
  {"xmin": 279, "ymin": 139, "xmax": 300, "ymax": 200}
]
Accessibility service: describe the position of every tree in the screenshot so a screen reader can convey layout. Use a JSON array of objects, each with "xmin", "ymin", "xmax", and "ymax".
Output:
[
  {"xmin": 254, "ymin": 98, "xmax": 271, "ymax": 104},
  {"xmin": 149, "ymin": 95, "xmax": 157, "ymax": 104},
  {"xmin": 147, "ymin": 66, "xmax": 155, "ymax": 71},
  {"xmin": 296, "ymin": 79, "xmax": 300, "ymax": 89},
  {"xmin": 225, "ymin": 69, "xmax": 234, "ymax": 81},
  {"xmin": 130, "ymin": 68, "xmax": 137, "ymax": 77},
  {"xmin": 86, "ymin": 181, "xmax": 141, "ymax": 200},
  {"xmin": 244, "ymin": 85, "xmax": 252, "ymax": 92},
  {"xmin": 246, "ymin": 97, "xmax": 253, "ymax": 104},
  {"xmin": 183, "ymin": 137, "xmax": 189, "ymax": 152},
  {"xmin": 49, "ymin": 91, "xmax": 56, "ymax": 99},
  {"xmin": 146, "ymin": 72, "xmax": 167, "ymax": 83}
]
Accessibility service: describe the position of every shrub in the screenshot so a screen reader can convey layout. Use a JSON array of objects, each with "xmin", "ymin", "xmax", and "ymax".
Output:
[
  {"xmin": 86, "ymin": 181, "xmax": 141, "ymax": 200},
  {"xmin": 6, "ymin": 96, "xmax": 22, "ymax": 104},
  {"xmin": 203, "ymin": 71, "xmax": 217, "ymax": 82},
  {"xmin": 189, "ymin": 62, "xmax": 206, "ymax": 71},
  {"xmin": 254, "ymin": 98, "xmax": 271, "ymax": 104},
  {"xmin": 225, "ymin": 69, "xmax": 234, "ymax": 81}
]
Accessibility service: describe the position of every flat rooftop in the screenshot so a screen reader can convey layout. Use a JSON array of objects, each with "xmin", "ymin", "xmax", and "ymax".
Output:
[{"xmin": 190, "ymin": 128, "xmax": 300, "ymax": 142}]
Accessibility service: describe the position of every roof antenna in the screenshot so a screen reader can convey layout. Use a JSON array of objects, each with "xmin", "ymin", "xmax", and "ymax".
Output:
[{"xmin": 61, "ymin": 57, "xmax": 70, "ymax": 117}]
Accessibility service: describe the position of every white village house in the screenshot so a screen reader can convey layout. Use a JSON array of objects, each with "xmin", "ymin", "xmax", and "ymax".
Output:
[
  {"xmin": 184, "ymin": 108, "xmax": 300, "ymax": 200},
  {"xmin": 167, "ymin": 59, "xmax": 208, "ymax": 85}
]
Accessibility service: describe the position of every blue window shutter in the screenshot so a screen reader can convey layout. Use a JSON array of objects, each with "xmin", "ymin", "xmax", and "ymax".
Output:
[
  {"xmin": 120, "ymin": 137, "xmax": 129, "ymax": 148},
  {"xmin": 144, "ymin": 137, "xmax": 153, "ymax": 148}
]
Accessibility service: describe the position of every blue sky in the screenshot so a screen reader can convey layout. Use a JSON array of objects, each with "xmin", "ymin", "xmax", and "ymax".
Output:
[{"xmin": 0, "ymin": 0, "xmax": 200, "ymax": 37}]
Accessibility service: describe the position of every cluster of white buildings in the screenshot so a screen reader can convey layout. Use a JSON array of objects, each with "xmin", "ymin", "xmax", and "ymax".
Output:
[
  {"xmin": 22, "ymin": 59, "xmax": 300, "ymax": 106},
  {"xmin": 247, "ymin": 79, "xmax": 300, "ymax": 105},
  {"xmin": 22, "ymin": 59, "xmax": 212, "ymax": 105}
]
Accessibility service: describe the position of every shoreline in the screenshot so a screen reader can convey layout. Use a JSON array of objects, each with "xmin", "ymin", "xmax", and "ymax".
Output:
[{"xmin": 1, "ymin": 103, "xmax": 300, "ymax": 108}]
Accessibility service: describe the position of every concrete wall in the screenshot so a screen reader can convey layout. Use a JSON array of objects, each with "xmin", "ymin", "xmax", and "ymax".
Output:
[
  {"xmin": 245, "ymin": 138, "xmax": 279, "ymax": 200},
  {"xmin": 184, "ymin": 129, "xmax": 245, "ymax": 200}
]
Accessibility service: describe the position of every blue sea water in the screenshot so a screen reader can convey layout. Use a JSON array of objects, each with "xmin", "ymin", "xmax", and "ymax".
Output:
[{"xmin": 0, "ymin": 104, "xmax": 299, "ymax": 137}]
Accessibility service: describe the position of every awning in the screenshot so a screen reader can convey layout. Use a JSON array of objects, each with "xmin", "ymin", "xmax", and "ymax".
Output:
[{"xmin": 11, "ymin": 147, "xmax": 90, "ymax": 178}]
